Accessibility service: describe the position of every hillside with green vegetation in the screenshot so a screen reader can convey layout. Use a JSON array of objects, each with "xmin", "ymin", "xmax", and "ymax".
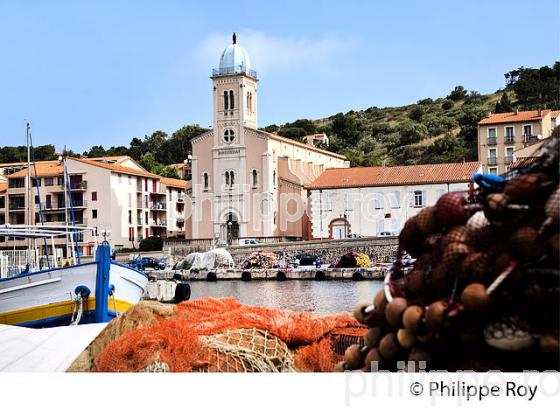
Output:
[{"xmin": 1, "ymin": 62, "xmax": 557, "ymax": 175}]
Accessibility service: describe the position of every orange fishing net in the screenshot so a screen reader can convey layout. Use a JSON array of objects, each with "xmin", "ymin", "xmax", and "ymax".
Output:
[{"xmin": 91, "ymin": 297, "xmax": 365, "ymax": 372}]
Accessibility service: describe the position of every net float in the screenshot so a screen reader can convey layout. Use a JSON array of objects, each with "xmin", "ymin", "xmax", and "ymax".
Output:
[
  {"xmin": 441, "ymin": 226, "xmax": 469, "ymax": 247},
  {"xmin": 363, "ymin": 348, "xmax": 384, "ymax": 372},
  {"xmin": 364, "ymin": 327, "xmax": 383, "ymax": 349},
  {"xmin": 503, "ymin": 173, "xmax": 548, "ymax": 203},
  {"xmin": 374, "ymin": 288, "xmax": 388, "ymax": 315},
  {"xmin": 344, "ymin": 344, "xmax": 366, "ymax": 370},
  {"xmin": 353, "ymin": 301, "xmax": 371, "ymax": 324},
  {"xmin": 399, "ymin": 217, "xmax": 427, "ymax": 257},
  {"xmin": 461, "ymin": 252, "xmax": 489, "ymax": 281},
  {"xmin": 385, "ymin": 297, "xmax": 408, "ymax": 327},
  {"xmin": 415, "ymin": 206, "xmax": 441, "ymax": 235},
  {"xmin": 379, "ymin": 332, "xmax": 401, "ymax": 361},
  {"xmin": 509, "ymin": 226, "xmax": 542, "ymax": 260},
  {"xmin": 425, "ymin": 300, "xmax": 449, "ymax": 330},
  {"xmin": 408, "ymin": 347, "xmax": 432, "ymax": 369},
  {"xmin": 404, "ymin": 268, "xmax": 425, "ymax": 297},
  {"xmin": 397, "ymin": 328, "xmax": 416, "ymax": 349},
  {"xmin": 402, "ymin": 305, "xmax": 425, "ymax": 333},
  {"xmin": 441, "ymin": 242, "xmax": 471, "ymax": 267},
  {"xmin": 435, "ymin": 192, "xmax": 468, "ymax": 228},
  {"xmin": 461, "ymin": 283, "xmax": 492, "ymax": 312},
  {"xmin": 484, "ymin": 193, "xmax": 510, "ymax": 221}
]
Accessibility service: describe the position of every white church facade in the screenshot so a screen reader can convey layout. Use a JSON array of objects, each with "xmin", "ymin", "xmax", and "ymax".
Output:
[{"xmin": 187, "ymin": 34, "xmax": 348, "ymax": 243}]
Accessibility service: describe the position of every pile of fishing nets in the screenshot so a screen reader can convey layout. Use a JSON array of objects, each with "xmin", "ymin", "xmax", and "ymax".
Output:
[
  {"xmin": 240, "ymin": 251, "xmax": 279, "ymax": 269},
  {"xmin": 341, "ymin": 137, "xmax": 560, "ymax": 372},
  {"xmin": 68, "ymin": 297, "xmax": 366, "ymax": 372},
  {"xmin": 174, "ymin": 249, "xmax": 234, "ymax": 271},
  {"xmin": 335, "ymin": 252, "xmax": 371, "ymax": 269}
]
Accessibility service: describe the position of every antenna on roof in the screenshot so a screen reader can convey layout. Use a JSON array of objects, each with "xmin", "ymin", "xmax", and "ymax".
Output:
[{"xmin": 232, "ymin": 32, "xmax": 237, "ymax": 44}]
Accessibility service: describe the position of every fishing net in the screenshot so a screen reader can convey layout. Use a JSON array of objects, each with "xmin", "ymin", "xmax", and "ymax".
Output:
[{"xmin": 76, "ymin": 297, "xmax": 365, "ymax": 372}]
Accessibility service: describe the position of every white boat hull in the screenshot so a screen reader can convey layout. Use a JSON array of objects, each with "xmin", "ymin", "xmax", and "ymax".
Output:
[{"xmin": 0, "ymin": 262, "xmax": 148, "ymax": 327}]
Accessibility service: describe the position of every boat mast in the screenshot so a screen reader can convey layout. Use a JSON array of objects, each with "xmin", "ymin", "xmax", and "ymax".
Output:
[
  {"xmin": 63, "ymin": 154, "xmax": 70, "ymax": 260},
  {"xmin": 26, "ymin": 123, "xmax": 32, "ymax": 252}
]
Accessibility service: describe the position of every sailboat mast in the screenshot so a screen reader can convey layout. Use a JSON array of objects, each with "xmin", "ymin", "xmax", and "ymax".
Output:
[{"xmin": 26, "ymin": 123, "xmax": 32, "ymax": 251}]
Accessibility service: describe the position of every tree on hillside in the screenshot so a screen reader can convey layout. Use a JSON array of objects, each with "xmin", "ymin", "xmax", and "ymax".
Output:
[
  {"xmin": 494, "ymin": 93, "xmax": 513, "ymax": 113},
  {"xmin": 328, "ymin": 113, "xmax": 362, "ymax": 147},
  {"xmin": 505, "ymin": 62, "xmax": 560, "ymax": 109},
  {"xmin": 397, "ymin": 120, "xmax": 429, "ymax": 145},
  {"xmin": 84, "ymin": 145, "xmax": 107, "ymax": 157},
  {"xmin": 139, "ymin": 152, "xmax": 158, "ymax": 172},
  {"xmin": 152, "ymin": 165, "xmax": 180, "ymax": 179},
  {"xmin": 448, "ymin": 86, "xmax": 468, "ymax": 101}
]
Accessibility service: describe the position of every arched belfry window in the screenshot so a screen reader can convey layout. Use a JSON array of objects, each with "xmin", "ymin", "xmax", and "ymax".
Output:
[
  {"xmin": 225, "ymin": 171, "xmax": 235, "ymax": 187},
  {"xmin": 251, "ymin": 169, "xmax": 258, "ymax": 187},
  {"xmin": 229, "ymin": 90, "xmax": 235, "ymax": 109},
  {"xmin": 224, "ymin": 129, "xmax": 235, "ymax": 143},
  {"xmin": 246, "ymin": 92, "xmax": 252, "ymax": 112},
  {"xmin": 223, "ymin": 91, "xmax": 229, "ymax": 110}
]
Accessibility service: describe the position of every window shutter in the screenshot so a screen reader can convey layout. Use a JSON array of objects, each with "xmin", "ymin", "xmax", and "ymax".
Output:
[
  {"xmin": 422, "ymin": 191, "xmax": 427, "ymax": 207},
  {"xmin": 408, "ymin": 191, "xmax": 414, "ymax": 207}
]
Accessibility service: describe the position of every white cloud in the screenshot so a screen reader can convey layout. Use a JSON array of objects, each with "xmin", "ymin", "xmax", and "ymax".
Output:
[{"xmin": 193, "ymin": 29, "xmax": 356, "ymax": 73}]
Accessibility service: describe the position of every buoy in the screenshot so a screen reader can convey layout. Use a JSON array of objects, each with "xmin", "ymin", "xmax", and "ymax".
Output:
[
  {"xmin": 425, "ymin": 300, "xmax": 448, "ymax": 330},
  {"xmin": 363, "ymin": 348, "xmax": 384, "ymax": 371},
  {"xmin": 385, "ymin": 297, "xmax": 408, "ymax": 327},
  {"xmin": 373, "ymin": 289, "xmax": 388, "ymax": 315},
  {"xmin": 363, "ymin": 327, "xmax": 383, "ymax": 349},
  {"xmin": 379, "ymin": 332, "xmax": 400, "ymax": 361},
  {"xmin": 397, "ymin": 328, "xmax": 416, "ymax": 349},
  {"xmin": 206, "ymin": 272, "xmax": 217, "ymax": 281},
  {"xmin": 241, "ymin": 271, "xmax": 252, "ymax": 281},
  {"xmin": 353, "ymin": 301, "xmax": 370, "ymax": 324},
  {"xmin": 352, "ymin": 271, "xmax": 364, "ymax": 281},
  {"xmin": 344, "ymin": 344, "xmax": 365, "ymax": 370},
  {"xmin": 402, "ymin": 305, "xmax": 424, "ymax": 333},
  {"xmin": 174, "ymin": 283, "xmax": 191, "ymax": 302},
  {"xmin": 461, "ymin": 283, "xmax": 492, "ymax": 312}
]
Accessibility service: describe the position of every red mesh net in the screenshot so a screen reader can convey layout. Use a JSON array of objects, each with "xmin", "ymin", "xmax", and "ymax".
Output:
[{"xmin": 92, "ymin": 297, "xmax": 366, "ymax": 372}]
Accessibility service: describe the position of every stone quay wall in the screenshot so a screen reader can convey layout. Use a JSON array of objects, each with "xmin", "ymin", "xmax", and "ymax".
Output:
[{"xmin": 164, "ymin": 237, "xmax": 399, "ymax": 266}]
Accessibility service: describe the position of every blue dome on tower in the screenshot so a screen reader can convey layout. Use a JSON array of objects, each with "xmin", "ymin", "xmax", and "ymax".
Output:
[{"xmin": 213, "ymin": 33, "xmax": 256, "ymax": 78}]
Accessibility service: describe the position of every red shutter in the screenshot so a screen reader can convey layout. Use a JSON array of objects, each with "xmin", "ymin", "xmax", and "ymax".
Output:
[{"xmin": 152, "ymin": 179, "xmax": 156, "ymax": 192}]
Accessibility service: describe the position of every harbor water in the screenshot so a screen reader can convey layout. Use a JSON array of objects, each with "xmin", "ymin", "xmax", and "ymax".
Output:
[{"xmin": 187, "ymin": 280, "xmax": 384, "ymax": 315}]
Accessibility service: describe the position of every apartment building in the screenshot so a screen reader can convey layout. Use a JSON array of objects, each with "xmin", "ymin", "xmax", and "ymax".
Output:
[
  {"xmin": 307, "ymin": 162, "xmax": 481, "ymax": 239},
  {"xmin": 477, "ymin": 109, "xmax": 558, "ymax": 175},
  {"xmin": 0, "ymin": 157, "xmax": 188, "ymax": 256}
]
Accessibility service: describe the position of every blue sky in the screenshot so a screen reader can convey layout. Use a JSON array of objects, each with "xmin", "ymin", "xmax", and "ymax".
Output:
[{"xmin": 0, "ymin": 0, "xmax": 558, "ymax": 152}]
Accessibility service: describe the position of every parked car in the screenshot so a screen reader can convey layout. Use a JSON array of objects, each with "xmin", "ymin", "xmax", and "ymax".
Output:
[
  {"xmin": 378, "ymin": 231, "xmax": 394, "ymax": 236},
  {"xmin": 129, "ymin": 256, "xmax": 166, "ymax": 270},
  {"xmin": 347, "ymin": 233, "xmax": 363, "ymax": 238},
  {"xmin": 238, "ymin": 238, "xmax": 262, "ymax": 246}
]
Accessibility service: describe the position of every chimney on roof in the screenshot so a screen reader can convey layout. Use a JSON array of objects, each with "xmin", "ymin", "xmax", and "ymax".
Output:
[
  {"xmin": 515, "ymin": 107, "xmax": 519, "ymax": 115},
  {"xmin": 381, "ymin": 159, "xmax": 387, "ymax": 167},
  {"xmin": 486, "ymin": 111, "xmax": 492, "ymax": 118}
]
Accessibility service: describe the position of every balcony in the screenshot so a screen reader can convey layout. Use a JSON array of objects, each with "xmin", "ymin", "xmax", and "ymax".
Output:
[
  {"xmin": 504, "ymin": 136, "xmax": 515, "ymax": 144},
  {"xmin": 75, "ymin": 218, "xmax": 88, "ymax": 226},
  {"xmin": 177, "ymin": 196, "xmax": 185, "ymax": 203},
  {"xmin": 505, "ymin": 156, "xmax": 514, "ymax": 164},
  {"xmin": 137, "ymin": 218, "xmax": 143, "ymax": 225},
  {"xmin": 176, "ymin": 216, "xmax": 185, "ymax": 223},
  {"xmin": 523, "ymin": 135, "xmax": 539, "ymax": 145},
  {"xmin": 212, "ymin": 66, "xmax": 258, "ymax": 79},
  {"xmin": 487, "ymin": 157, "xmax": 498, "ymax": 166},
  {"xmin": 73, "ymin": 180, "xmax": 87, "ymax": 190},
  {"xmin": 150, "ymin": 220, "xmax": 167, "ymax": 227},
  {"xmin": 487, "ymin": 137, "xmax": 497, "ymax": 145},
  {"xmin": 149, "ymin": 202, "xmax": 166, "ymax": 211},
  {"xmin": 72, "ymin": 199, "xmax": 88, "ymax": 208},
  {"xmin": 8, "ymin": 202, "xmax": 26, "ymax": 210}
]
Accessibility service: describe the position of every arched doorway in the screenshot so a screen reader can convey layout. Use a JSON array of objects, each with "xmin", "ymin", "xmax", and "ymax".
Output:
[
  {"xmin": 330, "ymin": 218, "xmax": 350, "ymax": 240},
  {"xmin": 225, "ymin": 212, "xmax": 239, "ymax": 244}
]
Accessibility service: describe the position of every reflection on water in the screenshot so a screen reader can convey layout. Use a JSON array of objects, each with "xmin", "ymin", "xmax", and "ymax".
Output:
[{"xmin": 188, "ymin": 280, "xmax": 384, "ymax": 315}]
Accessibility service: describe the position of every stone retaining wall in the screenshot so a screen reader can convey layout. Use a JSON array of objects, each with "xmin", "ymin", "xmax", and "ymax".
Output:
[{"xmin": 164, "ymin": 237, "xmax": 399, "ymax": 266}]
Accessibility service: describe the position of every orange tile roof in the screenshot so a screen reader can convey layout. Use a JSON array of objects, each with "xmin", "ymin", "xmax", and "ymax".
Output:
[
  {"xmin": 0, "ymin": 182, "xmax": 7, "ymax": 193},
  {"xmin": 551, "ymin": 110, "xmax": 560, "ymax": 119},
  {"xmin": 307, "ymin": 162, "xmax": 480, "ymax": 189},
  {"xmin": 70, "ymin": 157, "xmax": 157, "ymax": 178},
  {"xmin": 7, "ymin": 161, "xmax": 63, "ymax": 178},
  {"xmin": 159, "ymin": 177, "xmax": 189, "ymax": 189},
  {"xmin": 478, "ymin": 110, "xmax": 551, "ymax": 125}
]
